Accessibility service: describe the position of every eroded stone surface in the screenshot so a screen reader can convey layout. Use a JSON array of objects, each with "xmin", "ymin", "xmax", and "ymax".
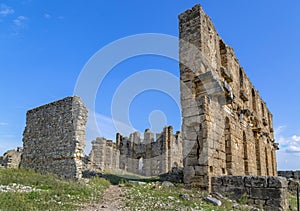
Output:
[
  {"xmin": 0, "ymin": 147, "xmax": 22, "ymax": 168},
  {"xmin": 211, "ymin": 176, "xmax": 288, "ymax": 211},
  {"xmin": 21, "ymin": 96, "xmax": 88, "ymax": 179}
]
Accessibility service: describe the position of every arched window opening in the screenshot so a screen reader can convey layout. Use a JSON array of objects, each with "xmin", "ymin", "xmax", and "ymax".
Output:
[
  {"xmin": 138, "ymin": 157, "xmax": 144, "ymax": 174},
  {"xmin": 261, "ymin": 102, "xmax": 265, "ymax": 117},
  {"xmin": 239, "ymin": 68, "xmax": 244, "ymax": 88},
  {"xmin": 252, "ymin": 88, "xmax": 256, "ymax": 112},
  {"xmin": 243, "ymin": 132, "xmax": 249, "ymax": 175},
  {"xmin": 225, "ymin": 117, "xmax": 232, "ymax": 175},
  {"xmin": 265, "ymin": 147, "xmax": 269, "ymax": 175}
]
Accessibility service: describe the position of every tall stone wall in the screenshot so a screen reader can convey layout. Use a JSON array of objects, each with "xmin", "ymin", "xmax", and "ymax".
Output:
[
  {"xmin": 211, "ymin": 176, "xmax": 288, "ymax": 211},
  {"xmin": 89, "ymin": 126, "xmax": 183, "ymax": 176},
  {"xmin": 179, "ymin": 4, "xmax": 278, "ymax": 190},
  {"xmin": 21, "ymin": 96, "xmax": 88, "ymax": 179}
]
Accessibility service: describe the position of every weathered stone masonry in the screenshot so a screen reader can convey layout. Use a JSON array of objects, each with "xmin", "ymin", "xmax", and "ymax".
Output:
[
  {"xmin": 21, "ymin": 96, "xmax": 88, "ymax": 179},
  {"xmin": 0, "ymin": 147, "xmax": 22, "ymax": 168},
  {"xmin": 89, "ymin": 137, "xmax": 120, "ymax": 171},
  {"xmin": 179, "ymin": 5, "xmax": 279, "ymax": 190},
  {"xmin": 211, "ymin": 176, "xmax": 288, "ymax": 211},
  {"xmin": 89, "ymin": 126, "xmax": 183, "ymax": 176}
]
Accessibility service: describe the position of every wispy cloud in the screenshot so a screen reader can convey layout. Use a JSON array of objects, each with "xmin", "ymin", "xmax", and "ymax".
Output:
[
  {"xmin": 0, "ymin": 4, "xmax": 14, "ymax": 16},
  {"xmin": 0, "ymin": 122, "xmax": 8, "ymax": 126},
  {"xmin": 13, "ymin": 16, "xmax": 28, "ymax": 28},
  {"xmin": 44, "ymin": 13, "xmax": 51, "ymax": 19},
  {"xmin": 84, "ymin": 112, "xmax": 137, "ymax": 155},
  {"xmin": 292, "ymin": 135, "xmax": 300, "ymax": 142},
  {"xmin": 88, "ymin": 112, "xmax": 137, "ymax": 140}
]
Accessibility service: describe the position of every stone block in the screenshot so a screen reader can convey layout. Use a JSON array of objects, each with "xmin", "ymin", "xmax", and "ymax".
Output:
[
  {"xmin": 211, "ymin": 176, "xmax": 223, "ymax": 186},
  {"xmin": 223, "ymin": 176, "xmax": 244, "ymax": 187},
  {"xmin": 249, "ymin": 188, "xmax": 269, "ymax": 200},
  {"xmin": 244, "ymin": 176, "xmax": 267, "ymax": 188},
  {"xmin": 268, "ymin": 176, "xmax": 287, "ymax": 188}
]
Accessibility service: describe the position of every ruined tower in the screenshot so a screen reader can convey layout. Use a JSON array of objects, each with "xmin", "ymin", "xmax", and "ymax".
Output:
[{"xmin": 179, "ymin": 5, "xmax": 278, "ymax": 190}]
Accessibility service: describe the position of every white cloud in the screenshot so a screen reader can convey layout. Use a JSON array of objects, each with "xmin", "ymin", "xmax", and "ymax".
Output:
[
  {"xmin": 0, "ymin": 122, "xmax": 8, "ymax": 126},
  {"xmin": 286, "ymin": 145, "xmax": 300, "ymax": 153},
  {"xmin": 274, "ymin": 125, "xmax": 300, "ymax": 169},
  {"xmin": 13, "ymin": 16, "xmax": 28, "ymax": 28},
  {"xmin": 0, "ymin": 4, "xmax": 14, "ymax": 16},
  {"xmin": 44, "ymin": 13, "xmax": 51, "ymax": 19},
  {"xmin": 292, "ymin": 135, "xmax": 300, "ymax": 142}
]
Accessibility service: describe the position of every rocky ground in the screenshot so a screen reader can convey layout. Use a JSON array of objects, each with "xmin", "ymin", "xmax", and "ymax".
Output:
[
  {"xmin": 82, "ymin": 185, "xmax": 128, "ymax": 211},
  {"xmin": 0, "ymin": 183, "xmax": 40, "ymax": 193}
]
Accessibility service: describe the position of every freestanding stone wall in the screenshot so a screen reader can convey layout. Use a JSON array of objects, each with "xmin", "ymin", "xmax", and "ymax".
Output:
[
  {"xmin": 211, "ymin": 176, "xmax": 289, "ymax": 211},
  {"xmin": 179, "ymin": 4, "xmax": 279, "ymax": 190},
  {"xmin": 21, "ymin": 96, "xmax": 88, "ymax": 179}
]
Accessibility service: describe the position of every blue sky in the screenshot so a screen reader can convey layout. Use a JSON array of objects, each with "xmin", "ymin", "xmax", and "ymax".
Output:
[{"xmin": 0, "ymin": 0, "xmax": 299, "ymax": 170}]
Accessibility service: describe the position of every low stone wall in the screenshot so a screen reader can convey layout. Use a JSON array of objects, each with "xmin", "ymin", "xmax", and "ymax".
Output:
[
  {"xmin": 278, "ymin": 171, "xmax": 300, "ymax": 193},
  {"xmin": 211, "ymin": 176, "xmax": 288, "ymax": 211},
  {"xmin": 278, "ymin": 170, "xmax": 300, "ymax": 180},
  {"xmin": 21, "ymin": 96, "xmax": 88, "ymax": 179}
]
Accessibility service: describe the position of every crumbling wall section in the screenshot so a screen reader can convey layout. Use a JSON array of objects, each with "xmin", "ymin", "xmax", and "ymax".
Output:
[
  {"xmin": 211, "ymin": 176, "xmax": 289, "ymax": 211},
  {"xmin": 90, "ymin": 126, "xmax": 183, "ymax": 176},
  {"xmin": 0, "ymin": 147, "xmax": 23, "ymax": 168},
  {"xmin": 89, "ymin": 137, "xmax": 120, "ymax": 170},
  {"xmin": 21, "ymin": 96, "xmax": 88, "ymax": 179}
]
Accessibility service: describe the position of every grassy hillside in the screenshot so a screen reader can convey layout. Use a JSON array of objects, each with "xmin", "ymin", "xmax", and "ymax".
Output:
[{"xmin": 0, "ymin": 168, "xmax": 110, "ymax": 210}]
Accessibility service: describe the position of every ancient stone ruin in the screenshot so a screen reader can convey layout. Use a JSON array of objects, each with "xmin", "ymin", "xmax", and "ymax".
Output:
[
  {"xmin": 179, "ymin": 4, "xmax": 279, "ymax": 190},
  {"xmin": 211, "ymin": 176, "xmax": 288, "ymax": 210},
  {"xmin": 21, "ymin": 96, "xmax": 88, "ymax": 179},
  {"xmin": 278, "ymin": 170, "xmax": 300, "ymax": 194},
  {"xmin": 89, "ymin": 138, "xmax": 120, "ymax": 171},
  {"xmin": 4, "ymin": 3, "xmax": 290, "ymax": 210},
  {"xmin": 89, "ymin": 126, "xmax": 183, "ymax": 176},
  {"xmin": 0, "ymin": 147, "xmax": 22, "ymax": 168}
]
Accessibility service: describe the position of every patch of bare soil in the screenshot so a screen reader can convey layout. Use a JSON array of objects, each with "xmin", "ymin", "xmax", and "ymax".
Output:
[{"xmin": 82, "ymin": 185, "xmax": 128, "ymax": 211}]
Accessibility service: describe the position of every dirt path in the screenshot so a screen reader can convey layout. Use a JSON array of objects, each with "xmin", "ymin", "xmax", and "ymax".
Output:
[{"xmin": 82, "ymin": 185, "xmax": 128, "ymax": 211}]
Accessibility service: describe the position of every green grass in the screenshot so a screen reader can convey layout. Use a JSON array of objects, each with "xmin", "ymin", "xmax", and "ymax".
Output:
[
  {"xmin": 289, "ymin": 193, "xmax": 299, "ymax": 211},
  {"xmin": 102, "ymin": 169, "xmax": 159, "ymax": 185},
  {"xmin": 0, "ymin": 168, "xmax": 110, "ymax": 210},
  {"xmin": 124, "ymin": 182, "xmax": 246, "ymax": 211}
]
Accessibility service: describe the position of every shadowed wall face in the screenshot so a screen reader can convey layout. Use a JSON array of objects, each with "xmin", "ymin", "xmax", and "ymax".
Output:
[{"xmin": 21, "ymin": 96, "xmax": 88, "ymax": 179}]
